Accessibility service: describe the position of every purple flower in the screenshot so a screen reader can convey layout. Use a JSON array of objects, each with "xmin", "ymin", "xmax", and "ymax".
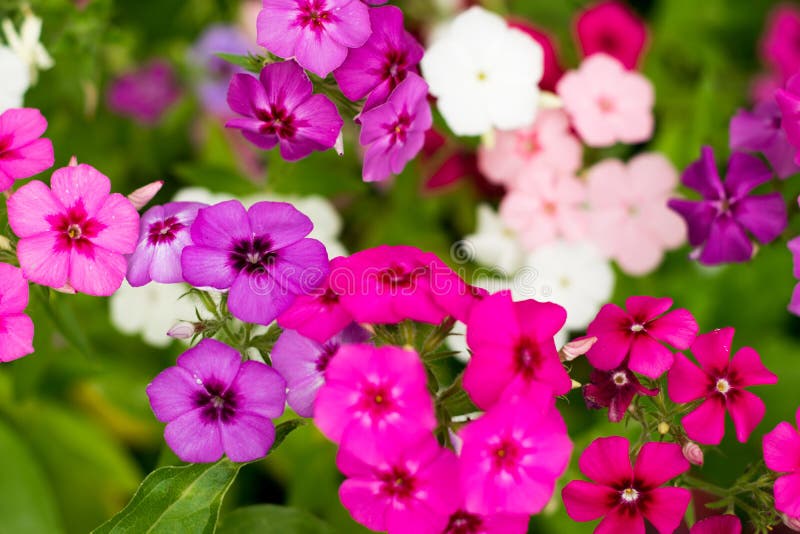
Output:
[
  {"xmin": 107, "ymin": 60, "xmax": 182, "ymax": 125},
  {"xmin": 257, "ymin": 0, "xmax": 371, "ymax": 78},
  {"xmin": 226, "ymin": 61, "xmax": 343, "ymax": 161},
  {"xmin": 359, "ymin": 73, "xmax": 432, "ymax": 182},
  {"xmin": 668, "ymin": 146, "xmax": 787, "ymax": 265},
  {"xmin": 788, "ymin": 227, "xmax": 800, "ymax": 316},
  {"xmin": 271, "ymin": 323, "xmax": 370, "ymax": 417},
  {"xmin": 333, "ymin": 5, "xmax": 423, "ymax": 110},
  {"xmin": 146, "ymin": 338, "xmax": 286, "ymax": 463},
  {"xmin": 730, "ymin": 99, "xmax": 800, "ymax": 179},
  {"xmin": 777, "ymin": 73, "xmax": 800, "ymax": 167},
  {"xmin": 189, "ymin": 25, "xmax": 251, "ymax": 116},
  {"xmin": 127, "ymin": 202, "xmax": 206, "ymax": 286},
  {"xmin": 583, "ymin": 366, "xmax": 658, "ymax": 423},
  {"xmin": 181, "ymin": 199, "xmax": 329, "ymax": 325}
]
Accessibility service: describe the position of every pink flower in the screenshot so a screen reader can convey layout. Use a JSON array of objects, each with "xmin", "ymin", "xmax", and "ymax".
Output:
[
  {"xmin": 314, "ymin": 344, "xmax": 435, "ymax": 458},
  {"xmin": 690, "ymin": 515, "xmax": 741, "ymax": 534},
  {"xmin": 764, "ymin": 409, "xmax": 800, "ymax": 517},
  {"xmin": 440, "ymin": 509, "xmax": 529, "ymax": 534},
  {"xmin": 464, "ymin": 292, "xmax": 571, "ymax": 409},
  {"xmin": 776, "ymin": 73, "xmax": 800, "ymax": 167},
  {"xmin": 574, "ymin": 0, "xmax": 648, "ymax": 70},
  {"xmin": 107, "ymin": 60, "xmax": 181, "ymax": 125},
  {"xmin": 761, "ymin": 4, "xmax": 800, "ymax": 81},
  {"xmin": 586, "ymin": 153, "xmax": 686, "ymax": 275},
  {"xmin": 562, "ymin": 437, "xmax": 691, "ymax": 534},
  {"xmin": 7, "ymin": 164, "xmax": 140, "ymax": 296},
  {"xmin": 0, "ymin": 263, "xmax": 34, "ymax": 362},
  {"xmin": 459, "ymin": 388, "xmax": 572, "ymax": 515},
  {"xmin": 557, "ymin": 53, "xmax": 654, "ymax": 147},
  {"xmin": 499, "ymin": 169, "xmax": 586, "ymax": 249},
  {"xmin": 146, "ymin": 338, "xmax": 286, "ymax": 463},
  {"xmin": 257, "ymin": 0, "xmax": 371, "ymax": 78},
  {"xmin": 586, "ymin": 296, "xmax": 698, "ymax": 378},
  {"xmin": 0, "ymin": 108, "xmax": 54, "ymax": 192},
  {"xmin": 477, "ymin": 109, "xmax": 582, "ymax": 188},
  {"xmin": 337, "ymin": 434, "xmax": 459, "ymax": 534},
  {"xmin": 668, "ymin": 327, "xmax": 778, "ymax": 445}
]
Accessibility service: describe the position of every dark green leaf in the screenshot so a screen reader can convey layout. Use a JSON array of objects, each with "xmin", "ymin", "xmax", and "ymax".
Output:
[{"xmin": 218, "ymin": 505, "xmax": 332, "ymax": 534}]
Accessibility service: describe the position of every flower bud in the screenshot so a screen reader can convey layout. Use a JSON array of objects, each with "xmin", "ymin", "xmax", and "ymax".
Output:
[
  {"xmin": 657, "ymin": 421, "xmax": 670, "ymax": 435},
  {"xmin": 682, "ymin": 441, "xmax": 704, "ymax": 466},
  {"xmin": 128, "ymin": 180, "xmax": 164, "ymax": 211},
  {"xmin": 68, "ymin": 155, "xmax": 78, "ymax": 167},
  {"xmin": 0, "ymin": 235, "xmax": 11, "ymax": 252},
  {"xmin": 334, "ymin": 132, "xmax": 344, "ymax": 156},
  {"xmin": 167, "ymin": 322, "xmax": 196, "ymax": 340},
  {"xmin": 560, "ymin": 336, "xmax": 597, "ymax": 361}
]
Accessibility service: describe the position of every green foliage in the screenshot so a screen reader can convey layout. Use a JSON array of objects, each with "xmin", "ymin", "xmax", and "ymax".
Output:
[{"xmin": 217, "ymin": 505, "xmax": 333, "ymax": 534}]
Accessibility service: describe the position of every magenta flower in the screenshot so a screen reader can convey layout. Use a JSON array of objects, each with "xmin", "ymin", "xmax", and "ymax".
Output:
[
  {"xmin": 337, "ymin": 435, "xmax": 459, "ymax": 533},
  {"xmin": 777, "ymin": 73, "xmax": 800, "ymax": 167},
  {"xmin": 762, "ymin": 5, "xmax": 800, "ymax": 81},
  {"xmin": 789, "ymin": 234, "xmax": 800, "ymax": 316},
  {"xmin": 690, "ymin": 515, "xmax": 742, "ymax": 534},
  {"xmin": 668, "ymin": 146, "xmax": 787, "ymax": 265},
  {"xmin": 226, "ymin": 61, "xmax": 343, "ymax": 161},
  {"xmin": 146, "ymin": 338, "xmax": 286, "ymax": 463},
  {"xmin": 127, "ymin": 202, "xmax": 206, "ymax": 286},
  {"xmin": 107, "ymin": 60, "xmax": 181, "ymax": 125},
  {"xmin": 562, "ymin": 437, "xmax": 691, "ymax": 534},
  {"xmin": 334, "ymin": 5, "xmax": 423, "ymax": 110},
  {"xmin": 574, "ymin": 0, "xmax": 648, "ymax": 69},
  {"xmin": 668, "ymin": 327, "xmax": 777, "ymax": 445},
  {"xmin": 181, "ymin": 199, "xmax": 329, "ymax": 326},
  {"xmin": 440, "ymin": 509, "xmax": 529, "ymax": 534},
  {"xmin": 359, "ymin": 73, "xmax": 432, "ymax": 182},
  {"xmin": 459, "ymin": 388, "xmax": 572, "ymax": 515},
  {"xmin": 257, "ymin": 0, "xmax": 371, "ymax": 78},
  {"xmin": 8, "ymin": 164, "xmax": 140, "ymax": 296},
  {"xmin": 730, "ymin": 99, "xmax": 799, "ymax": 179},
  {"xmin": 464, "ymin": 292, "xmax": 571, "ymax": 409},
  {"xmin": 763, "ymin": 407, "xmax": 800, "ymax": 517},
  {"xmin": 0, "ymin": 108, "xmax": 54, "ymax": 192},
  {"xmin": 585, "ymin": 296, "xmax": 698, "ymax": 379},
  {"xmin": 0, "ymin": 263, "xmax": 34, "ymax": 362},
  {"xmin": 270, "ymin": 324, "xmax": 369, "ymax": 417},
  {"xmin": 584, "ymin": 365, "xmax": 658, "ymax": 423}
]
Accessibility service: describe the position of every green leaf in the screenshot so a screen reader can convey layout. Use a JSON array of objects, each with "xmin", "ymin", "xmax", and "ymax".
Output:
[
  {"xmin": 218, "ymin": 505, "xmax": 332, "ymax": 534},
  {"xmin": 215, "ymin": 52, "xmax": 265, "ymax": 74},
  {"xmin": 174, "ymin": 163, "xmax": 260, "ymax": 196},
  {"xmin": 92, "ymin": 458, "xmax": 242, "ymax": 534},
  {"xmin": 271, "ymin": 418, "xmax": 308, "ymax": 453}
]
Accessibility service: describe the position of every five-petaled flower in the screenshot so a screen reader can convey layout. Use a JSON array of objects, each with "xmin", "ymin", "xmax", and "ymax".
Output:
[{"xmin": 0, "ymin": 107, "xmax": 54, "ymax": 192}]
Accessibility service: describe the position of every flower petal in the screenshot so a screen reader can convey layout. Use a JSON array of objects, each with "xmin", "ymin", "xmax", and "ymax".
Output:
[
  {"xmin": 763, "ymin": 421, "xmax": 800, "ymax": 473},
  {"xmin": 732, "ymin": 193, "xmax": 787, "ymax": 244},
  {"xmin": 729, "ymin": 346, "xmax": 777, "ymax": 387},
  {"xmin": 595, "ymin": 505, "xmax": 645, "ymax": 534},
  {"xmin": 91, "ymin": 193, "xmax": 139, "ymax": 254},
  {"xmin": 775, "ymin": 473, "xmax": 800, "ymax": 517},
  {"xmin": 50, "ymin": 164, "xmax": 111, "ymax": 216},
  {"xmin": 68, "ymin": 246, "xmax": 127, "ymax": 296},
  {"xmin": 16, "ymin": 233, "xmax": 69, "ymax": 289},
  {"xmin": 190, "ymin": 200, "xmax": 251, "ymax": 248},
  {"xmin": 181, "ymin": 245, "xmax": 238, "ymax": 289},
  {"xmin": 219, "ymin": 412, "xmax": 275, "ymax": 463},
  {"xmin": 232, "ymin": 361, "xmax": 286, "ymax": 419},
  {"xmin": 667, "ymin": 352, "xmax": 712, "ymax": 403},
  {"xmin": 177, "ymin": 338, "xmax": 242, "ymax": 391},
  {"xmin": 641, "ymin": 486, "xmax": 691, "ymax": 533},
  {"xmin": 146, "ymin": 366, "xmax": 204, "ymax": 422},
  {"xmin": 247, "ymin": 201, "xmax": 313, "ymax": 250},
  {"xmin": 724, "ymin": 152, "xmax": 773, "ymax": 199},
  {"xmin": 578, "ymin": 436, "xmax": 633, "ymax": 487},
  {"xmin": 561, "ymin": 480, "xmax": 617, "ymax": 521},
  {"xmin": 627, "ymin": 333, "xmax": 674, "ymax": 379},
  {"xmin": 646, "ymin": 308, "xmax": 698, "ymax": 349},
  {"xmin": 7, "ymin": 180, "xmax": 63, "ymax": 237},
  {"xmin": 0, "ymin": 314, "xmax": 34, "ymax": 362},
  {"xmin": 691, "ymin": 328, "xmax": 734, "ymax": 375},
  {"xmin": 727, "ymin": 388, "xmax": 766, "ymax": 443},
  {"xmin": 682, "ymin": 396, "xmax": 727, "ymax": 445},
  {"xmin": 633, "ymin": 442, "xmax": 689, "ymax": 489},
  {"xmin": 164, "ymin": 408, "xmax": 224, "ymax": 463}
]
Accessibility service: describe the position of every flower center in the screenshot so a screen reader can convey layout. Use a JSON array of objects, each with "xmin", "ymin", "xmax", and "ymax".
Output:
[
  {"xmin": 67, "ymin": 224, "xmax": 82, "ymax": 240},
  {"xmin": 379, "ymin": 261, "xmax": 427, "ymax": 290},
  {"xmin": 389, "ymin": 113, "xmax": 412, "ymax": 145},
  {"xmin": 315, "ymin": 343, "xmax": 339, "ymax": 373},
  {"xmin": 715, "ymin": 377, "xmax": 731, "ymax": 394},
  {"xmin": 630, "ymin": 323, "xmax": 644, "ymax": 333},
  {"xmin": 476, "ymin": 70, "xmax": 487, "ymax": 82},
  {"xmin": 490, "ymin": 437, "xmax": 521, "ymax": 470},
  {"xmin": 597, "ymin": 96, "xmax": 615, "ymax": 113},
  {"xmin": 620, "ymin": 487, "xmax": 639, "ymax": 504},
  {"xmin": 47, "ymin": 201, "xmax": 106, "ymax": 256},
  {"xmin": 229, "ymin": 236, "xmax": 276, "ymax": 275},
  {"xmin": 195, "ymin": 381, "xmax": 238, "ymax": 423},
  {"xmin": 298, "ymin": 0, "xmax": 331, "ymax": 30},
  {"xmin": 378, "ymin": 466, "xmax": 415, "ymax": 499},
  {"xmin": 360, "ymin": 382, "xmax": 394, "ymax": 415},
  {"xmin": 515, "ymin": 339, "xmax": 543, "ymax": 378},
  {"xmin": 612, "ymin": 371, "xmax": 629, "ymax": 387},
  {"xmin": 443, "ymin": 510, "xmax": 483, "ymax": 534},
  {"xmin": 0, "ymin": 135, "xmax": 11, "ymax": 154},
  {"xmin": 147, "ymin": 216, "xmax": 186, "ymax": 245},
  {"xmin": 382, "ymin": 49, "xmax": 409, "ymax": 87},
  {"xmin": 256, "ymin": 105, "xmax": 297, "ymax": 139}
]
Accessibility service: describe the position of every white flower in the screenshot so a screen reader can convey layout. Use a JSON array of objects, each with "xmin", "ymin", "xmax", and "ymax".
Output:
[
  {"xmin": 420, "ymin": 6, "xmax": 543, "ymax": 136},
  {"xmin": 0, "ymin": 45, "xmax": 29, "ymax": 112},
  {"xmin": 2, "ymin": 11, "xmax": 53, "ymax": 84},
  {"xmin": 463, "ymin": 203, "xmax": 525, "ymax": 275}
]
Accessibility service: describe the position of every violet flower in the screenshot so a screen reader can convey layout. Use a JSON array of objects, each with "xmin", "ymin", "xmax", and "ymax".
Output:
[
  {"xmin": 730, "ymin": 99, "xmax": 799, "ymax": 179},
  {"xmin": 107, "ymin": 60, "xmax": 181, "ymax": 125},
  {"xmin": 189, "ymin": 25, "xmax": 251, "ymax": 116}
]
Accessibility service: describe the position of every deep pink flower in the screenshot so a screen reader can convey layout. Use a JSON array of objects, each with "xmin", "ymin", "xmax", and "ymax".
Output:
[
  {"xmin": 0, "ymin": 263, "xmax": 34, "ymax": 362},
  {"xmin": 107, "ymin": 60, "xmax": 181, "ymax": 125},
  {"xmin": 180, "ymin": 199, "xmax": 329, "ymax": 326},
  {"xmin": 333, "ymin": 5, "xmax": 423, "ymax": 110},
  {"xmin": 690, "ymin": 515, "xmax": 742, "ymax": 534},
  {"xmin": 127, "ymin": 202, "xmax": 206, "ymax": 286},
  {"xmin": 146, "ymin": 338, "xmax": 286, "ymax": 463},
  {"xmin": 270, "ymin": 324, "xmax": 369, "ymax": 417},
  {"xmin": 226, "ymin": 61, "xmax": 343, "ymax": 161},
  {"xmin": 763, "ymin": 407, "xmax": 800, "ymax": 517},
  {"xmin": 586, "ymin": 296, "xmax": 698, "ymax": 379},
  {"xmin": 359, "ymin": 73, "xmax": 432, "ymax": 182},
  {"xmin": 584, "ymin": 365, "xmax": 658, "ymax": 423},
  {"xmin": 789, "ymin": 232, "xmax": 800, "ymax": 316},
  {"xmin": 730, "ymin": 99, "xmax": 800, "ymax": 179},
  {"xmin": 509, "ymin": 21, "xmax": 564, "ymax": 92},
  {"xmin": 777, "ymin": 73, "xmax": 800, "ymax": 166},
  {"xmin": 257, "ymin": 0, "xmax": 371, "ymax": 78},
  {"xmin": 8, "ymin": 164, "xmax": 140, "ymax": 296},
  {"xmin": 440, "ymin": 509, "xmax": 529, "ymax": 534},
  {"xmin": 575, "ymin": 0, "xmax": 647, "ymax": 70},
  {"xmin": 761, "ymin": 5, "xmax": 800, "ymax": 81},
  {"xmin": 459, "ymin": 388, "xmax": 572, "ymax": 515},
  {"xmin": 338, "ymin": 434, "xmax": 459, "ymax": 534},
  {"xmin": 464, "ymin": 292, "xmax": 571, "ymax": 409},
  {"xmin": 314, "ymin": 344, "xmax": 435, "ymax": 457},
  {"xmin": 562, "ymin": 437, "xmax": 691, "ymax": 534},
  {"xmin": 668, "ymin": 327, "xmax": 778, "ymax": 445},
  {"xmin": 0, "ymin": 108, "xmax": 54, "ymax": 192}
]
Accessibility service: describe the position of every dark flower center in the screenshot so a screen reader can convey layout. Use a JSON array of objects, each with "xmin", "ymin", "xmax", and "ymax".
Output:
[
  {"xmin": 297, "ymin": 0, "xmax": 332, "ymax": 31},
  {"xmin": 195, "ymin": 381, "xmax": 238, "ymax": 423},
  {"xmin": 379, "ymin": 261, "xmax": 427, "ymax": 290},
  {"xmin": 0, "ymin": 135, "xmax": 12, "ymax": 155},
  {"xmin": 319, "ymin": 286, "xmax": 340, "ymax": 305},
  {"xmin": 443, "ymin": 511, "xmax": 484, "ymax": 534},
  {"xmin": 147, "ymin": 216, "xmax": 185, "ymax": 245},
  {"xmin": 360, "ymin": 382, "xmax": 394, "ymax": 415},
  {"xmin": 514, "ymin": 338, "xmax": 543, "ymax": 378},
  {"xmin": 378, "ymin": 466, "xmax": 416, "ymax": 499},
  {"xmin": 46, "ymin": 201, "xmax": 106, "ymax": 257},
  {"xmin": 388, "ymin": 113, "xmax": 413, "ymax": 145},
  {"xmin": 382, "ymin": 49, "xmax": 410, "ymax": 87},
  {"xmin": 598, "ymin": 32, "xmax": 618, "ymax": 53},
  {"xmin": 490, "ymin": 437, "xmax": 521, "ymax": 470},
  {"xmin": 256, "ymin": 105, "xmax": 297, "ymax": 139},
  {"xmin": 315, "ymin": 342, "xmax": 339, "ymax": 373},
  {"xmin": 229, "ymin": 236, "xmax": 276, "ymax": 275}
]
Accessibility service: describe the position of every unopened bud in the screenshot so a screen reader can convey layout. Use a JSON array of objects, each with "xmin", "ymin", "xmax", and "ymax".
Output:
[
  {"xmin": 68, "ymin": 155, "xmax": 79, "ymax": 167},
  {"xmin": 560, "ymin": 336, "xmax": 597, "ymax": 361},
  {"xmin": 53, "ymin": 282, "xmax": 76, "ymax": 294},
  {"xmin": 128, "ymin": 181, "xmax": 164, "ymax": 211},
  {"xmin": 167, "ymin": 322, "xmax": 196, "ymax": 340},
  {"xmin": 0, "ymin": 235, "xmax": 11, "ymax": 252},
  {"xmin": 657, "ymin": 421, "xmax": 670, "ymax": 435},
  {"xmin": 570, "ymin": 379, "xmax": 582, "ymax": 390},
  {"xmin": 334, "ymin": 132, "xmax": 344, "ymax": 156},
  {"xmin": 682, "ymin": 441, "xmax": 704, "ymax": 466},
  {"xmin": 785, "ymin": 515, "xmax": 800, "ymax": 532}
]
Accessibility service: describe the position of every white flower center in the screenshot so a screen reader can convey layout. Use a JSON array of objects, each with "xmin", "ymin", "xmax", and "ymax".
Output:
[
  {"xmin": 630, "ymin": 323, "xmax": 644, "ymax": 333},
  {"xmin": 715, "ymin": 378, "xmax": 731, "ymax": 394},
  {"xmin": 612, "ymin": 371, "xmax": 629, "ymax": 387},
  {"xmin": 620, "ymin": 487, "xmax": 639, "ymax": 503}
]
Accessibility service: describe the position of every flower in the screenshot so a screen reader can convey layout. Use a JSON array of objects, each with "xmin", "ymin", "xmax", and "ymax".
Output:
[
  {"xmin": 689, "ymin": 515, "xmax": 741, "ymax": 534},
  {"xmin": 0, "ymin": 263, "xmax": 34, "ymax": 362},
  {"xmin": 682, "ymin": 441, "xmax": 704, "ymax": 467},
  {"xmin": 562, "ymin": 437, "xmax": 691, "ymax": 534},
  {"xmin": 337, "ymin": 434, "xmax": 459, "ymax": 534},
  {"xmin": 0, "ymin": 46, "xmax": 29, "ymax": 112},
  {"xmin": 107, "ymin": 60, "xmax": 181, "ymax": 125},
  {"xmin": 761, "ymin": 5, "xmax": 800, "ymax": 81},
  {"xmin": 180, "ymin": 199, "xmax": 329, "ymax": 325},
  {"xmin": 668, "ymin": 146, "xmax": 787, "ymax": 265},
  {"xmin": 574, "ymin": 0, "xmax": 647, "ymax": 70},
  {"xmin": 583, "ymin": 365, "xmax": 658, "ymax": 423},
  {"xmin": 226, "ymin": 61, "xmax": 343, "ymax": 161},
  {"xmin": 463, "ymin": 204, "xmax": 525, "ymax": 274},
  {"xmin": 314, "ymin": 344, "xmax": 435, "ymax": 456},
  {"xmin": 789, "ymin": 233, "xmax": 800, "ymax": 316},
  {"xmin": 508, "ymin": 21, "xmax": 563, "ymax": 92},
  {"xmin": 586, "ymin": 295, "xmax": 698, "ymax": 378},
  {"xmin": 557, "ymin": 54, "xmax": 654, "ymax": 147},
  {"xmin": 777, "ymin": 73, "xmax": 800, "ymax": 166},
  {"xmin": 1, "ymin": 10, "xmax": 54, "ymax": 84},
  {"xmin": 730, "ymin": 99, "xmax": 799, "ymax": 179},
  {"xmin": 668, "ymin": 327, "xmax": 778, "ymax": 445},
  {"xmin": 8, "ymin": 164, "xmax": 140, "ymax": 296},
  {"xmin": 477, "ymin": 109, "xmax": 582, "ymax": 188},
  {"xmin": 0, "ymin": 107, "xmax": 55, "ymax": 192},
  {"xmin": 499, "ymin": 169, "xmax": 587, "ymax": 249},
  {"xmin": 146, "ymin": 338, "xmax": 286, "ymax": 462},
  {"xmin": 189, "ymin": 25, "xmax": 251, "ymax": 116},
  {"xmin": 464, "ymin": 291, "xmax": 571, "ymax": 408},
  {"xmin": 586, "ymin": 153, "xmax": 686, "ymax": 275},
  {"xmin": 333, "ymin": 5, "xmax": 424, "ymax": 110},
  {"xmin": 420, "ymin": 6, "xmax": 544, "ymax": 136},
  {"xmin": 440, "ymin": 509, "xmax": 529, "ymax": 534},
  {"xmin": 256, "ymin": 0, "xmax": 371, "ymax": 78},
  {"xmin": 359, "ymin": 72, "xmax": 432, "ymax": 182},
  {"xmin": 127, "ymin": 202, "xmax": 206, "ymax": 286},
  {"xmin": 459, "ymin": 388, "xmax": 572, "ymax": 515},
  {"xmin": 764, "ymin": 408, "xmax": 800, "ymax": 517},
  {"xmin": 270, "ymin": 324, "xmax": 369, "ymax": 417}
]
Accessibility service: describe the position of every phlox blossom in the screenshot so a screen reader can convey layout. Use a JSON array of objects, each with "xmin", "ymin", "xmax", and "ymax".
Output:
[
  {"xmin": 0, "ymin": 107, "xmax": 54, "ymax": 192},
  {"xmin": 763, "ymin": 406, "xmax": 800, "ymax": 517},
  {"xmin": 0, "ymin": 263, "xmax": 34, "ymax": 362}
]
